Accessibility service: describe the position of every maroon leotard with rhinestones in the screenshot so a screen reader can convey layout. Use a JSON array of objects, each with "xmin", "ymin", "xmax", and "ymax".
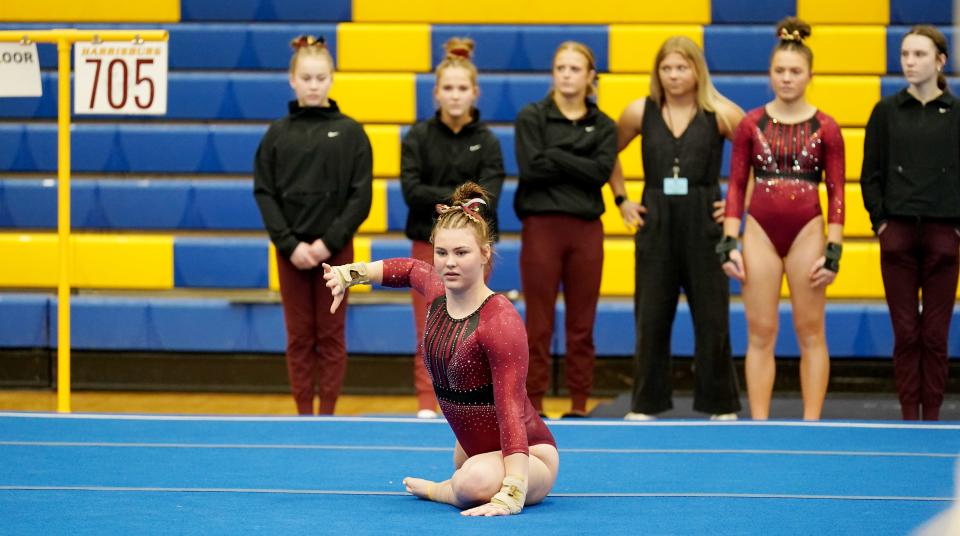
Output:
[
  {"xmin": 725, "ymin": 108, "xmax": 845, "ymax": 257},
  {"xmin": 381, "ymin": 258, "xmax": 556, "ymax": 458}
]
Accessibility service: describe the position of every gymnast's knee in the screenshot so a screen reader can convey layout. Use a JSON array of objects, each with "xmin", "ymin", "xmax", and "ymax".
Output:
[{"xmin": 451, "ymin": 467, "xmax": 501, "ymax": 505}]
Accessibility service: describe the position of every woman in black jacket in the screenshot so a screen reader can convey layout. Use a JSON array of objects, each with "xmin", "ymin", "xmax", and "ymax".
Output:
[
  {"xmin": 514, "ymin": 41, "xmax": 617, "ymax": 417},
  {"xmin": 861, "ymin": 25, "xmax": 960, "ymax": 421},
  {"xmin": 401, "ymin": 37, "xmax": 505, "ymax": 418},
  {"xmin": 253, "ymin": 35, "xmax": 373, "ymax": 415}
]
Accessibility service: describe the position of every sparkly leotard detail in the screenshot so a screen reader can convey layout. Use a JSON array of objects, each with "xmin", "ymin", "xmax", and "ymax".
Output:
[
  {"xmin": 725, "ymin": 108, "xmax": 845, "ymax": 257},
  {"xmin": 381, "ymin": 258, "xmax": 556, "ymax": 458}
]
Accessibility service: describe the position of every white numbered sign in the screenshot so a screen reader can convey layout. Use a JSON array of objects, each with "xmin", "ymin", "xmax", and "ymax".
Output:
[{"xmin": 74, "ymin": 40, "xmax": 167, "ymax": 115}]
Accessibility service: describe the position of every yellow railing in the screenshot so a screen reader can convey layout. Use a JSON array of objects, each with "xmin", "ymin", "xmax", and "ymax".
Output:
[{"xmin": 0, "ymin": 29, "xmax": 168, "ymax": 413}]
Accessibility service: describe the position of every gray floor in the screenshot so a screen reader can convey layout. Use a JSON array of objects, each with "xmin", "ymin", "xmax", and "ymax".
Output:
[{"xmin": 590, "ymin": 391, "xmax": 960, "ymax": 420}]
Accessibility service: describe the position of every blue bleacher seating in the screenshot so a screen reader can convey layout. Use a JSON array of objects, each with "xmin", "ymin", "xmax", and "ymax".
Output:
[
  {"xmin": 704, "ymin": 26, "xmax": 777, "ymax": 73},
  {"xmin": 0, "ymin": 124, "xmax": 265, "ymax": 174},
  {"xmin": 179, "ymin": 0, "xmax": 351, "ymax": 23},
  {"xmin": 709, "ymin": 0, "xmax": 795, "ymax": 24},
  {"xmin": 0, "ymin": 294, "xmax": 954, "ymax": 357},
  {"xmin": 431, "ymin": 25, "xmax": 609, "ymax": 72},
  {"xmin": 889, "ymin": 0, "xmax": 952, "ymax": 25},
  {"xmin": 0, "ymin": 179, "xmax": 263, "ymax": 230},
  {"xmin": 173, "ymin": 238, "xmax": 269, "ymax": 288},
  {"xmin": 0, "ymin": 294, "xmax": 48, "ymax": 348}
]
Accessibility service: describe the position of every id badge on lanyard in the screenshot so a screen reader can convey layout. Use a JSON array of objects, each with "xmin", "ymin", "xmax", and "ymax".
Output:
[{"xmin": 664, "ymin": 163, "xmax": 688, "ymax": 196}]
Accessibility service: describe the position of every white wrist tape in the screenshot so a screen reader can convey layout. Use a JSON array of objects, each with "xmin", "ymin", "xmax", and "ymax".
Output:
[
  {"xmin": 331, "ymin": 262, "xmax": 370, "ymax": 290},
  {"xmin": 489, "ymin": 475, "xmax": 527, "ymax": 514}
]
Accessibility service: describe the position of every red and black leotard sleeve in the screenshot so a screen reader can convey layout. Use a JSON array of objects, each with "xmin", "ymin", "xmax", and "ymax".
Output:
[
  {"xmin": 379, "ymin": 258, "xmax": 445, "ymax": 302},
  {"xmin": 724, "ymin": 108, "xmax": 762, "ymax": 220},
  {"xmin": 476, "ymin": 296, "xmax": 534, "ymax": 457},
  {"xmin": 817, "ymin": 112, "xmax": 846, "ymax": 225}
]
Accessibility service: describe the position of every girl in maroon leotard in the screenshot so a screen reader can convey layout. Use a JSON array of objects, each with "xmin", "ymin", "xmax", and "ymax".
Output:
[
  {"xmin": 720, "ymin": 17, "xmax": 846, "ymax": 420},
  {"xmin": 323, "ymin": 182, "xmax": 558, "ymax": 516}
]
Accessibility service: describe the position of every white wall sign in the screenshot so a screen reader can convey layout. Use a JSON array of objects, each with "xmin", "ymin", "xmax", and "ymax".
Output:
[
  {"xmin": 74, "ymin": 40, "xmax": 168, "ymax": 115},
  {"xmin": 0, "ymin": 42, "xmax": 42, "ymax": 97}
]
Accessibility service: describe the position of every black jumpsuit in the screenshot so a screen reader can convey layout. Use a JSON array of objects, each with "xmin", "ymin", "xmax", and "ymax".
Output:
[{"xmin": 631, "ymin": 98, "xmax": 741, "ymax": 415}]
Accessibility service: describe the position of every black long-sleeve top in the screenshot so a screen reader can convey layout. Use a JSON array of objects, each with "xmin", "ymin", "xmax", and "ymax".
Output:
[
  {"xmin": 400, "ymin": 111, "xmax": 505, "ymax": 242},
  {"xmin": 861, "ymin": 88, "xmax": 960, "ymax": 232},
  {"xmin": 513, "ymin": 95, "xmax": 617, "ymax": 220},
  {"xmin": 253, "ymin": 100, "xmax": 373, "ymax": 257}
]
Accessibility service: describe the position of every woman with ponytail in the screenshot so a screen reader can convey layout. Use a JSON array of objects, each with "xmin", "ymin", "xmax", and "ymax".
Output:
[
  {"xmin": 861, "ymin": 25, "xmax": 960, "ymax": 421},
  {"xmin": 324, "ymin": 182, "xmax": 558, "ymax": 516},
  {"xmin": 720, "ymin": 18, "xmax": 846, "ymax": 420},
  {"xmin": 253, "ymin": 35, "xmax": 372, "ymax": 415},
  {"xmin": 514, "ymin": 41, "xmax": 618, "ymax": 418},
  {"xmin": 401, "ymin": 37, "xmax": 506, "ymax": 419}
]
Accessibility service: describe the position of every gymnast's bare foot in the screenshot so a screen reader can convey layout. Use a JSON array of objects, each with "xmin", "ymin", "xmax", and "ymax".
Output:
[{"xmin": 402, "ymin": 477, "xmax": 437, "ymax": 500}]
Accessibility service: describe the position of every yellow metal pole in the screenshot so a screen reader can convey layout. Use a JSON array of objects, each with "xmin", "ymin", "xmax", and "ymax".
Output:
[
  {"xmin": 0, "ymin": 28, "xmax": 167, "ymax": 413},
  {"xmin": 56, "ymin": 35, "xmax": 72, "ymax": 413}
]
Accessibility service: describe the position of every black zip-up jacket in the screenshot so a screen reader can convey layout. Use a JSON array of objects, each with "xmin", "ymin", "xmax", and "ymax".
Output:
[
  {"xmin": 513, "ymin": 95, "xmax": 617, "ymax": 220},
  {"xmin": 861, "ymin": 88, "xmax": 960, "ymax": 232},
  {"xmin": 254, "ymin": 100, "xmax": 373, "ymax": 257},
  {"xmin": 400, "ymin": 110, "xmax": 505, "ymax": 242}
]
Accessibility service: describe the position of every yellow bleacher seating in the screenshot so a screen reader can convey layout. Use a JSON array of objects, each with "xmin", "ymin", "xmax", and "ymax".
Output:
[
  {"xmin": 331, "ymin": 74, "xmax": 416, "ymax": 124},
  {"xmin": 807, "ymin": 26, "xmax": 886, "ymax": 75},
  {"xmin": 364, "ymin": 125, "xmax": 401, "ymax": 178},
  {"xmin": 597, "ymin": 74, "xmax": 651, "ymax": 123},
  {"xmin": 596, "ymin": 74, "xmax": 648, "ymax": 179},
  {"xmin": 4, "ymin": 0, "xmax": 178, "ymax": 22},
  {"xmin": 0, "ymin": 234, "xmax": 58, "ymax": 287},
  {"xmin": 352, "ymin": 0, "xmax": 710, "ymax": 24},
  {"xmin": 268, "ymin": 242, "xmax": 279, "ymax": 291},
  {"xmin": 357, "ymin": 179, "xmax": 388, "ymax": 234},
  {"xmin": 781, "ymin": 241, "xmax": 885, "ymax": 299},
  {"xmin": 818, "ymin": 183, "xmax": 873, "ymax": 238},
  {"xmin": 841, "ymin": 128, "xmax": 864, "ymax": 181},
  {"xmin": 806, "ymin": 76, "xmax": 880, "ymax": 127},
  {"xmin": 0, "ymin": 233, "xmax": 173, "ymax": 289},
  {"xmin": 798, "ymin": 0, "xmax": 890, "ymax": 25},
  {"xmin": 608, "ymin": 25, "xmax": 703, "ymax": 73},
  {"xmin": 600, "ymin": 238, "xmax": 635, "ymax": 296},
  {"xmin": 336, "ymin": 24, "xmax": 432, "ymax": 73}
]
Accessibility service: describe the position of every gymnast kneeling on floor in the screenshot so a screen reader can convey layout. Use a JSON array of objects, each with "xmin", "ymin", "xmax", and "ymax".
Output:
[{"xmin": 323, "ymin": 182, "xmax": 559, "ymax": 516}]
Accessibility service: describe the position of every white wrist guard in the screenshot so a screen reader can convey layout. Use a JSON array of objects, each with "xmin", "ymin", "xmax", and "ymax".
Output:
[
  {"xmin": 489, "ymin": 475, "xmax": 527, "ymax": 514},
  {"xmin": 330, "ymin": 262, "xmax": 370, "ymax": 290}
]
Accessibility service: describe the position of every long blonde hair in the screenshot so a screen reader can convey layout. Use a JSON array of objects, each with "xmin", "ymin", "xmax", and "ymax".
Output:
[{"xmin": 649, "ymin": 36, "xmax": 734, "ymax": 131}]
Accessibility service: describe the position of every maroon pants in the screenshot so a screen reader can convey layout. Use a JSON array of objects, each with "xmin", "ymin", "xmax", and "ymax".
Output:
[
  {"xmin": 410, "ymin": 240, "xmax": 439, "ymax": 411},
  {"xmin": 521, "ymin": 214, "xmax": 603, "ymax": 413},
  {"xmin": 276, "ymin": 242, "xmax": 353, "ymax": 415},
  {"xmin": 879, "ymin": 220, "xmax": 960, "ymax": 421}
]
